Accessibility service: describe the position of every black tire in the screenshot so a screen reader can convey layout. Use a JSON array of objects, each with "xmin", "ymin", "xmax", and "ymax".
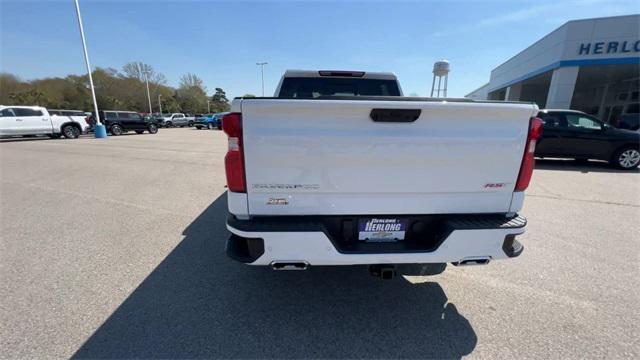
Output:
[
  {"xmin": 206, "ymin": 123, "xmax": 212, "ymax": 130},
  {"xmin": 188, "ymin": 121, "xmax": 194, "ymax": 127},
  {"xmin": 147, "ymin": 123, "xmax": 158, "ymax": 134},
  {"xmin": 195, "ymin": 125, "xmax": 203, "ymax": 130},
  {"xmin": 110, "ymin": 124, "xmax": 123, "ymax": 136},
  {"xmin": 611, "ymin": 145, "xmax": 640, "ymax": 169},
  {"xmin": 62, "ymin": 124, "xmax": 80, "ymax": 139},
  {"xmin": 165, "ymin": 121, "xmax": 173, "ymax": 128},
  {"xmin": 135, "ymin": 130, "xmax": 144, "ymax": 134}
]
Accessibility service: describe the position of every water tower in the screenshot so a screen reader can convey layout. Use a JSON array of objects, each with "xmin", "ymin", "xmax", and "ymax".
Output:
[{"xmin": 430, "ymin": 60, "xmax": 450, "ymax": 98}]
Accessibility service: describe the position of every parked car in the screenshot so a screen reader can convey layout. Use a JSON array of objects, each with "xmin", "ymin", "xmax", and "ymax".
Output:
[
  {"xmin": 89, "ymin": 111, "xmax": 158, "ymax": 135},
  {"xmin": 163, "ymin": 113, "xmax": 194, "ymax": 127},
  {"xmin": 186, "ymin": 114, "xmax": 199, "ymax": 126},
  {"xmin": 148, "ymin": 113, "xmax": 166, "ymax": 127},
  {"xmin": 194, "ymin": 114, "xmax": 215, "ymax": 129},
  {"xmin": 48, "ymin": 109, "xmax": 91, "ymax": 132},
  {"xmin": 48, "ymin": 109, "xmax": 91, "ymax": 135},
  {"xmin": 212, "ymin": 112, "xmax": 230, "ymax": 129},
  {"xmin": 536, "ymin": 109, "xmax": 640, "ymax": 169},
  {"xmin": 0, "ymin": 105, "xmax": 86, "ymax": 138},
  {"xmin": 224, "ymin": 69, "xmax": 538, "ymax": 278}
]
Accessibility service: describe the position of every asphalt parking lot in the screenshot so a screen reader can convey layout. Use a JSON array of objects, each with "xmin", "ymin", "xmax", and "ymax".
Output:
[{"xmin": 1, "ymin": 128, "xmax": 638, "ymax": 359}]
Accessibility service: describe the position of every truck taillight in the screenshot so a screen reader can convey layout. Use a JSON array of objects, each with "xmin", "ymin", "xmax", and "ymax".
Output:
[
  {"xmin": 515, "ymin": 117, "xmax": 543, "ymax": 191},
  {"xmin": 222, "ymin": 113, "xmax": 246, "ymax": 193}
]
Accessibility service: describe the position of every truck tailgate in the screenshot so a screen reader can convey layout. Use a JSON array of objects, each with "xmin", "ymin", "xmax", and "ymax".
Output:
[{"xmin": 240, "ymin": 98, "xmax": 538, "ymax": 215}]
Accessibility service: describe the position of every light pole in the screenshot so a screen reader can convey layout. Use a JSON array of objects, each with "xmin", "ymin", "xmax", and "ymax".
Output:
[
  {"xmin": 140, "ymin": 65, "xmax": 153, "ymax": 114},
  {"xmin": 256, "ymin": 62, "xmax": 268, "ymax": 96},
  {"xmin": 207, "ymin": 100, "xmax": 210, "ymax": 113},
  {"xmin": 73, "ymin": 0, "xmax": 106, "ymax": 138},
  {"xmin": 158, "ymin": 94, "xmax": 162, "ymax": 115}
]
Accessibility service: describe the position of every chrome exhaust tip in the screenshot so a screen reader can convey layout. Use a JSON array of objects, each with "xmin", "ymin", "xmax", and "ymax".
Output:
[{"xmin": 270, "ymin": 261, "xmax": 309, "ymax": 270}]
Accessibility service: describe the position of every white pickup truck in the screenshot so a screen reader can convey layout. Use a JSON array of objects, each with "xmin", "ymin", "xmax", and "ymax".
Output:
[
  {"xmin": 223, "ymin": 70, "xmax": 541, "ymax": 278},
  {"xmin": 0, "ymin": 105, "xmax": 88, "ymax": 139}
]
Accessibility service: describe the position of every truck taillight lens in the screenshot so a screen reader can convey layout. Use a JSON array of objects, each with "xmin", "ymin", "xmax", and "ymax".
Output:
[
  {"xmin": 515, "ymin": 117, "xmax": 543, "ymax": 191},
  {"xmin": 222, "ymin": 113, "xmax": 246, "ymax": 193}
]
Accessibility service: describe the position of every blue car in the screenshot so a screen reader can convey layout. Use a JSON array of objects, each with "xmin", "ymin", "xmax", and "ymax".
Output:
[
  {"xmin": 194, "ymin": 114, "xmax": 215, "ymax": 130},
  {"xmin": 213, "ymin": 112, "xmax": 229, "ymax": 130}
]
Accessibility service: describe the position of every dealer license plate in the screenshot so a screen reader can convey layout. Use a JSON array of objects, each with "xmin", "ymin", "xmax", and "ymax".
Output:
[{"xmin": 358, "ymin": 218, "xmax": 407, "ymax": 242}]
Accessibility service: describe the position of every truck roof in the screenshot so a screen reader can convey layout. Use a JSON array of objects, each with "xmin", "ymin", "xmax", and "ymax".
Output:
[{"xmin": 283, "ymin": 70, "xmax": 398, "ymax": 81}]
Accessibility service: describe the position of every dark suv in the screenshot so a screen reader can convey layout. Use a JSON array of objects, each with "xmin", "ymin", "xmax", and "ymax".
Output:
[
  {"xmin": 90, "ymin": 111, "xmax": 159, "ymax": 136},
  {"xmin": 536, "ymin": 109, "xmax": 640, "ymax": 169}
]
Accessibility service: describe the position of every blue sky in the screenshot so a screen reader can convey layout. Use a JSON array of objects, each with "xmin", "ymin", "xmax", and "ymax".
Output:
[{"xmin": 1, "ymin": 0, "xmax": 638, "ymax": 99}]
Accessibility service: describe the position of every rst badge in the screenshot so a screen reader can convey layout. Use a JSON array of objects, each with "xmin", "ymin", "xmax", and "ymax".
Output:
[
  {"xmin": 484, "ymin": 183, "xmax": 506, "ymax": 189},
  {"xmin": 358, "ymin": 218, "xmax": 407, "ymax": 242}
]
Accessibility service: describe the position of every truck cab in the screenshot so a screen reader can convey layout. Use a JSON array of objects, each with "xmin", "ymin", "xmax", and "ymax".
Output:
[{"xmin": 274, "ymin": 70, "xmax": 403, "ymax": 98}]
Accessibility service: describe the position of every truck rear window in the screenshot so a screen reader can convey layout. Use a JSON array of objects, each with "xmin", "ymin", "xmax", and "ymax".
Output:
[{"xmin": 278, "ymin": 77, "xmax": 400, "ymax": 98}]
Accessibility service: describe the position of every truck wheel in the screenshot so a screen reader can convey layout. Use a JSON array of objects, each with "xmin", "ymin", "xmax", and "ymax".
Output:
[
  {"xmin": 195, "ymin": 125, "xmax": 202, "ymax": 130},
  {"xmin": 110, "ymin": 124, "xmax": 123, "ymax": 136},
  {"xmin": 147, "ymin": 124, "xmax": 158, "ymax": 134},
  {"xmin": 206, "ymin": 123, "xmax": 212, "ymax": 130},
  {"xmin": 611, "ymin": 146, "xmax": 640, "ymax": 169},
  {"xmin": 165, "ymin": 121, "xmax": 173, "ymax": 128},
  {"xmin": 62, "ymin": 124, "xmax": 80, "ymax": 139},
  {"xmin": 135, "ymin": 130, "xmax": 144, "ymax": 134},
  {"xmin": 188, "ymin": 121, "xmax": 194, "ymax": 127}
]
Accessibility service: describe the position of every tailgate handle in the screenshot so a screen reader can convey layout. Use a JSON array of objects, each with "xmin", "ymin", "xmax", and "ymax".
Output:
[{"xmin": 370, "ymin": 109, "xmax": 421, "ymax": 122}]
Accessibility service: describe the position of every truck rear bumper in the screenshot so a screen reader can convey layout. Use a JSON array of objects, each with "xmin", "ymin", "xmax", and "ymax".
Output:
[{"xmin": 226, "ymin": 214, "xmax": 525, "ymax": 266}]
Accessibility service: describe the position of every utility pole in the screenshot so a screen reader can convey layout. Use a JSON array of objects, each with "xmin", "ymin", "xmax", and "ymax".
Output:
[
  {"xmin": 256, "ymin": 62, "xmax": 268, "ymax": 96},
  {"xmin": 207, "ymin": 100, "xmax": 210, "ymax": 113},
  {"xmin": 140, "ymin": 65, "xmax": 153, "ymax": 114},
  {"xmin": 73, "ymin": 0, "xmax": 105, "ymax": 138},
  {"xmin": 158, "ymin": 94, "xmax": 162, "ymax": 115}
]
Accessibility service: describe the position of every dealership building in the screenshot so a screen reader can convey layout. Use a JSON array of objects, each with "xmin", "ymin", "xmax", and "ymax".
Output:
[{"xmin": 466, "ymin": 15, "xmax": 639, "ymax": 124}]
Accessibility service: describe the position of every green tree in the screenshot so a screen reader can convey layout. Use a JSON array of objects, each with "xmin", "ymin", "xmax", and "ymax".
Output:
[
  {"xmin": 210, "ymin": 88, "xmax": 230, "ymax": 112},
  {"xmin": 0, "ymin": 68, "xmax": 229, "ymax": 115},
  {"xmin": 122, "ymin": 62, "xmax": 166, "ymax": 84},
  {"xmin": 160, "ymin": 93, "xmax": 181, "ymax": 113},
  {"xmin": 179, "ymin": 73, "xmax": 205, "ymax": 90},
  {"xmin": 0, "ymin": 73, "xmax": 29, "ymax": 104},
  {"xmin": 8, "ymin": 89, "xmax": 45, "ymax": 106},
  {"xmin": 242, "ymin": 94, "xmax": 256, "ymax": 98},
  {"xmin": 177, "ymin": 73, "xmax": 207, "ymax": 113}
]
